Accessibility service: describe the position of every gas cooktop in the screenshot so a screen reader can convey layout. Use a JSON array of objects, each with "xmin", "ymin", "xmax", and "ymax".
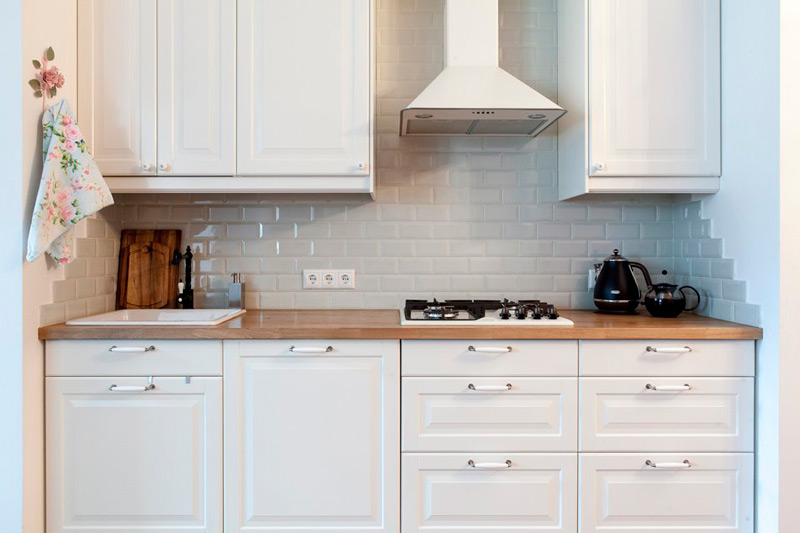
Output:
[{"xmin": 400, "ymin": 299, "xmax": 574, "ymax": 326}]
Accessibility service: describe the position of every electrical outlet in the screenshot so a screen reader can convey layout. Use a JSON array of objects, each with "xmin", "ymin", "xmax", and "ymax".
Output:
[
  {"xmin": 303, "ymin": 269, "xmax": 356, "ymax": 289},
  {"xmin": 303, "ymin": 270, "xmax": 321, "ymax": 289},
  {"xmin": 322, "ymin": 271, "xmax": 337, "ymax": 287},
  {"xmin": 338, "ymin": 270, "xmax": 355, "ymax": 289}
]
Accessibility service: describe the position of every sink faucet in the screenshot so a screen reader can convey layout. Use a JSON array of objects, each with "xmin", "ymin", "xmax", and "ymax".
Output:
[{"xmin": 173, "ymin": 246, "xmax": 194, "ymax": 309}]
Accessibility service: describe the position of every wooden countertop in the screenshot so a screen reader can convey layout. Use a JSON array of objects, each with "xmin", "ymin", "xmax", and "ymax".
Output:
[{"xmin": 39, "ymin": 309, "xmax": 763, "ymax": 340}]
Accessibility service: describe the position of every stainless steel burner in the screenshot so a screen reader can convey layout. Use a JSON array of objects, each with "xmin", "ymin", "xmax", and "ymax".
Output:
[{"xmin": 423, "ymin": 305, "xmax": 459, "ymax": 320}]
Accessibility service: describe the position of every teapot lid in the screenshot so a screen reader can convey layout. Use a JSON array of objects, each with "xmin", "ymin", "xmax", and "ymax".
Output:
[{"xmin": 604, "ymin": 249, "xmax": 628, "ymax": 262}]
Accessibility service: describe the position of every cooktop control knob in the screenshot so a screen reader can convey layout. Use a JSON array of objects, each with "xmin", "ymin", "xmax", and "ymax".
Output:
[
  {"xmin": 515, "ymin": 307, "xmax": 527, "ymax": 320},
  {"xmin": 547, "ymin": 305, "xmax": 559, "ymax": 319}
]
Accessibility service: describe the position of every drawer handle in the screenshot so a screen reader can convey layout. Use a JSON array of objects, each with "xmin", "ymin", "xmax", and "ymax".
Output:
[
  {"xmin": 109, "ymin": 377, "xmax": 155, "ymax": 393},
  {"xmin": 645, "ymin": 459, "xmax": 692, "ymax": 469},
  {"xmin": 468, "ymin": 383, "xmax": 512, "ymax": 391},
  {"xmin": 468, "ymin": 346, "xmax": 512, "ymax": 353},
  {"xmin": 468, "ymin": 460, "xmax": 512, "ymax": 469},
  {"xmin": 646, "ymin": 346, "xmax": 692, "ymax": 354},
  {"xmin": 109, "ymin": 345, "xmax": 155, "ymax": 353},
  {"xmin": 646, "ymin": 383, "xmax": 692, "ymax": 392},
  {"xmin": 290, "ymin": 346, "xmax": 333, "ymax": 353}
]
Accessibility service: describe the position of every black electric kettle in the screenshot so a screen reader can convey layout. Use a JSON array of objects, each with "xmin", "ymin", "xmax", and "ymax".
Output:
[
  {"xmin": 593, "ymin": 249, "xmax": 653, "ymax": 313},
  {"xmin": 644, "ymin": 271, "xmax": 700, "ymax": 318}
]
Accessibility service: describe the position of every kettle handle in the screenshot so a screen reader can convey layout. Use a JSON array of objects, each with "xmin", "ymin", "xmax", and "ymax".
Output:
[
  {"xmin": 679, "ymin": 286, "xmax": 701, "ymax": 311},
  {"xmin": 629, "ymin": 262, "xmax": 653, "ymax": 290}
]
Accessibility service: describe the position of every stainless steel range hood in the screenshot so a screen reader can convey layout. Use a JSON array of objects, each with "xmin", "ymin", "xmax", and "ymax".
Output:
[{"xmin": 399, "ymin": 0, "xmax": 566, "ymax": 137}]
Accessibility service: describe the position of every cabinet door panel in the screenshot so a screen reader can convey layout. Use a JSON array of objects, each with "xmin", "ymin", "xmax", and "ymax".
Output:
[
  {"xmin": 402, "ymin": 453, "xmax": 577, "ymax": 532},
  {"xmin": 157, "ymin": 0, "xmax": 236, "ymax": 175},
  {"xmin": 224, "ymin": 341, "xmax": 399, "ymax": 532},
  {"xmin": 237, "ymin": 0, "xmax": 371, "ymax": 176},
  {"xmin": 402, "ymin": 377, "xmax": 577, "ymax": 452},
  {"xmin": 580, "ymin": 453, "xmax": 753, "ymax": 532},
  {"xmin": 46, "ymin": 377, "xmax": 222, "ymax": 532},
  {"xmin": 589, "ymin": 0, "xmax": 720, "ymax": 177},
  {"xmin": 580, "ymin": 377, "xmax": 754, "ymax": 452},
  {"xmin": 78, "ymin": 0, "xmax": 156, "ymax": 176}
]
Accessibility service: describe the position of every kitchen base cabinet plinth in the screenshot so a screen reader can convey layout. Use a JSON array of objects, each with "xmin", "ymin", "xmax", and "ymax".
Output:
[
  {"xmin": 580, "ymin": 453, "xmax": 754, "ymax": 532},
  {"xmin": 45, "ymin": 376, "xmax": 222, "ymax": 533},
  {"xmin": 224, "ymin": 340, "xmax": 399, "ymax": 533},
  {"xmin": 401, "ymin": 453, "xmax": 578, "ymax": 532}
]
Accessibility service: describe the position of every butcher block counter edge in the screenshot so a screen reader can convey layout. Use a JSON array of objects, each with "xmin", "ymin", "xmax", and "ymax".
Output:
[{"xmin": 39, "ymin": 309, "xmax": 763, "ymax": 340}]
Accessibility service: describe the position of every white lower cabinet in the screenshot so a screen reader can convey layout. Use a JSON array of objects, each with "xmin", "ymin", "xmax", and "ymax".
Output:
[
  {"xmin": 223, "ymin": 340, "xmax": 399, "ymax": 533},
  {"xmin": 580, "ymin": 453, "xmax": 754, "ymax": 532},
  {"xmin": 45, "ymin": 376, "xmax": 222, "ymax": 533},
  {"xmin": 401, "ymin": 453, "xmax": 577, "ymax": 532}
]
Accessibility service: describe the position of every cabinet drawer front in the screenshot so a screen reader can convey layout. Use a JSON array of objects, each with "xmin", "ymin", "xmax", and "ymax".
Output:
[
  {"xmin": 402, "ymin": 377, "xmax": 577, "ymax": 452},
  {"xmin": 401, "ymin": 453, "xmax": 577, "ymax": 532},
  {"xmin": 581, "ymin": 377, "xmax": 754, "ymax": 452},
  {"xmin": 580, "ymin": 340, "xmax": 754, "ymax": 376},
  {"xmin": 45, "ymin": 340, "xmax": 222, "ymax": 376},
  {"xmin": 402, "ymin": 340, "xmax": 577, "ymax": 376},
  {"xmin": 231, "ymin": 339, "xmax": 391, "ymax": 357},
  {"xmin": 580, "ymin": 453, "xmax": 754, "ymax": 532}
]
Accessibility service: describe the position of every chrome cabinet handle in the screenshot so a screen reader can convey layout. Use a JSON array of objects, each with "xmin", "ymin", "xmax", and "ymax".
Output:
[
  {"xmin": 108, "ymin": 384, "xmax": 156, "ymax": 392},
  {"xmin": 158, "ymin": 163, "xmax": 171, "ymax": 172},
  {"xmin": 109, "ymin": 377, "xmax": 155, "ymax": 392},
  {"xmin": 109, "ymin": 345, "xmax": 155, "ymax": 353},
  {"xmin": 468, "ymin": 346, "xmax": 512, "ymax": 353},
  {"xmin": 141, "ymin": 163, "xmax": 154, "ymax": 172},
  {"xmin": 356, "ymin": 162, "xmax": 369, "ymax": 171},
  {"xmin": 645, "ymin": 459, "xmax": 692, "ymax": 469},
  {"xmin": 646, "ymin": 383, "xmax": 692, "ymax": 392},
  {"xmin": 289, "ymin": 346, "xmax": 333, "ymax": 353},
  {"xmin": 646, "ymin": 346, "xmax": 692, "ymax": 354},
  {"xmin": 468, "ymin": 460, "xmax": 512, "ymax": 469},
  {"xmin": 468, "ymin": 383, "xmax": 512, "ymax": 391}
]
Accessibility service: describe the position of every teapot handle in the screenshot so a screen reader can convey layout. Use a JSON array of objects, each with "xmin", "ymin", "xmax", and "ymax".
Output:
[
  {"xmin": 679, "ymin": 286, "xmax": 701, "ymax": 311},
  {"xmin": 629, "ymin": 262, "xmax": 653, "ymax": 294}
]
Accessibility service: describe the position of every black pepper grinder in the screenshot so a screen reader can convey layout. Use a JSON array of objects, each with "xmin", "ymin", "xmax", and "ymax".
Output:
[{"xmin": 177, "ymin": 246, "xmax": 194, "ymax": 309}]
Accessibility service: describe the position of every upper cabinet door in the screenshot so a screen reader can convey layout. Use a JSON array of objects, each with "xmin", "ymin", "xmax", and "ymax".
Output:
[
  {"xmin": 588, "ymin": 0, "xmax": 720, "ymax": 177},
  {"xmin": 157, "ymin": 0, "xmax": 236, "ymax": 176},
  {"xmin": 237, "ymin": 0, "xmax": 371, "ymax": 177},
  {"xmin": 78, "ymin": 0, "xmax": 157, "ymax": 176}
]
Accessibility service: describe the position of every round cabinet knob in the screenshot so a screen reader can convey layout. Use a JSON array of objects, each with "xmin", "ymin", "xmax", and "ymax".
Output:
[
  {"xmin": 158, "ymin": 163, "xmax": 171, "ymax": 172},
  {"xmin": 141, "ymin": 163, "xmax": 154, "ymax": 172},
  {"xmin": 356, "ymin": 162, "xmax": 369, "ymax": 171},
  {"xmin": 594, "ymin": 163, "xmax": 605, "ymax": 172}
]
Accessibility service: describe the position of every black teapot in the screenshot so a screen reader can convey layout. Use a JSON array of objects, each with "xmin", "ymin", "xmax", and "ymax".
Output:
[{"xmin": 644, "ymin": 272, "xmax": 700, "ymax": 318}]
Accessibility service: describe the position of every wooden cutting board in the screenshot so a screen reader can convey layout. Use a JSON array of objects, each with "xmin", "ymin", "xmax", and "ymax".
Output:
[{"xmin": 116, "ymin": 229, "xmax": 182, "ymax": 309}]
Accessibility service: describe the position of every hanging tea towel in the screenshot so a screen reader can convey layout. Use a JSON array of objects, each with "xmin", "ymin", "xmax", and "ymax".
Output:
[{"xmin": 26, "ymin": 99, "xmax": 113, "ymax": 263}]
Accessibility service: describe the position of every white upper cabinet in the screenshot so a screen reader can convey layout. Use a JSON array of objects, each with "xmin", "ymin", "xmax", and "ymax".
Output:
[
  {"xmin": 558, "ymin": 0, "xmax": 721, "ymax": 199},
  {"xmin": 237, "ymin": 0, "xmax": 372, "ymax": 178},
  {"xmin": 157, "ymin": 0, "xmax": 236, "ymax": 175},
  {"xmin": 78, "ymin": 0, "xmax": 235, "ymax": 178},
  {"xmin": 78, "ymin": 0, "xmax": 157, "ymax": 176},
  {"xmin": 79, "ymin": 0, "xmax": 374, "ymax": 192}
]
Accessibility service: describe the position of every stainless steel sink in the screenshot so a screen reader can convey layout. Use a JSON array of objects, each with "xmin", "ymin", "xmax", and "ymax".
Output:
[{"xmin": 66, "ymin": 308, "xmax": 246, "ymax": 326}]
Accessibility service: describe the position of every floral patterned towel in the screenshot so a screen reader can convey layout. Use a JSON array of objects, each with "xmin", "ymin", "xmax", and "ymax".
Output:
[{"xmin": 26, "ymin": 99, "xmax": 113, "ymax": 263}]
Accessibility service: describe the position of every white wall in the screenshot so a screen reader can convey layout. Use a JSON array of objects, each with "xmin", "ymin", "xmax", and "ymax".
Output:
[
  {"xmin": 1, "ymin": 0, "xmax": 24, "ymax": 530},
  {"xmin": 700, "ymin": 0, "xmax": 780, "ymax": 528},
  {"xmin": 780, "ymin": 0, "xmax": 800, "ymax": 527},
  {"xmin": 21, "ymin": 1, "xmax": 78, "ymax": 531}
]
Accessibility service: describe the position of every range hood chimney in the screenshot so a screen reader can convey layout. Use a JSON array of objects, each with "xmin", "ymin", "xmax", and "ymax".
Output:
[{"xmin": 399, "ymin": 0, "xmax": 566, "ymax": 137}]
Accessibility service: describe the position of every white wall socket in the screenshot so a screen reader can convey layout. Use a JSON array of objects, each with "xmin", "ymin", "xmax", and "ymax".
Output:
[{"xmin": 303, "ymin": 269, "xmax": 356, "ymax": 289}]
